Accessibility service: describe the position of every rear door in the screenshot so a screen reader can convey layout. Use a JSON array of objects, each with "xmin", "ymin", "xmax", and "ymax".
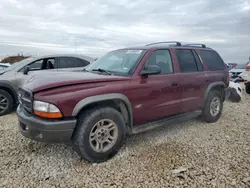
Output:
[{"xmin": 175, "ymin": 49, "xmax": 209, "ymax": 112}]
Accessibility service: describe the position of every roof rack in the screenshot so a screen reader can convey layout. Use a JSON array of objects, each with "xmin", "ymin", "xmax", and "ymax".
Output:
[
  {"xmin": 145, "ymin": 41, "xmax": 181, "ymax": 46},
  {"xmin": 182, "ymin": 43, "xmax": 206, "ymax": 48}
]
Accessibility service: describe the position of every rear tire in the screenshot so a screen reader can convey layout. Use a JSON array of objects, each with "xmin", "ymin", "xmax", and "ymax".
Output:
[
  {"xmin": 72, "ymin": 107, "xmax": 126, "ymax": 163},
  {"xmin": 246, "ymin": 84, "xmax": 250, "ymax": 94},
  {"xmin": 0, "ymin": 89, "xmax": 13, "ymax": 116},
  {"xmin": 202, "ymin": 90, "xmax": 223, "ymax": 123}
]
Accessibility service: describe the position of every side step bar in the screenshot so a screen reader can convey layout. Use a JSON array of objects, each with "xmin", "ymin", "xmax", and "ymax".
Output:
[{"xmin": 131, "ymin": 110, "xmax": 202, "ymax": 134}]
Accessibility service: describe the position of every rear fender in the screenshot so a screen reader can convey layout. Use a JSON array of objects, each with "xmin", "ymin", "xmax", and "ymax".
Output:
[{"xmin": 203, "ymin": 81, "xmax": 226, "ymax": 107}]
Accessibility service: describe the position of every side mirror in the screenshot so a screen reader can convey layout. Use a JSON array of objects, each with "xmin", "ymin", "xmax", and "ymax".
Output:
[
  {"xmin": 140, "ymin": 65, "xmax": 161, "ymax": 76},
  {"xmin": 23, "ymin": 66, "xmax": 30, "ymax": 75}
]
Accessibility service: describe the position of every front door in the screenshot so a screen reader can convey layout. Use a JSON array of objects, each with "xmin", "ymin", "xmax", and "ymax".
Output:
[{"xmin": 131, "ymin": 49, "xmax": 181, "ymax": 125}]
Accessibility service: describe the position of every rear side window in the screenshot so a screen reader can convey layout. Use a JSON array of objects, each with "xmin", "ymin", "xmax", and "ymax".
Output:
[
  {"xmin": 176, "ymin": 49, "xmax": 198, "ymax": 72},
  {"xmin": 58, "ymin": 57, "xmax": 75, "ymax": 68},
  {"xmin": 200, "ymin": 50, "xmax": 225, "ymax": 71},
  {"xmin": 192, "ymin": 50, "xmax": 203, "ymax": 71}
]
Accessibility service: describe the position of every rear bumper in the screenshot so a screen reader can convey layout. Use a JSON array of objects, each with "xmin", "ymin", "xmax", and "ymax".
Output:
[{"xmin": 17, "ymin": 105, "xmax": 76, "ymax": 143}]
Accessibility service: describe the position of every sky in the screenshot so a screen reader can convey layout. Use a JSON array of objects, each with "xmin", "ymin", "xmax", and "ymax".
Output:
[{"xmin": 0, "ymin": 0, "xmax": 249, "ymax": 63}]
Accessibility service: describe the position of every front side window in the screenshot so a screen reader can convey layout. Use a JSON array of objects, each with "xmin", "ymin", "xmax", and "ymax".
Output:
[
  {"xmin": 176, "ymin": 49, "xmax": 198, "ymax": 73},
  {"xmin": 45, "ymin": 58, "xmax": 55, "ymax": 69},
  {"xmin": 144, "ymin": 50, "xmax": 173, "ymax": 74},
  {"xmin": 86, "ymin": 49, "xmax": 146, "ymax": 75},
  {"xmin": 28, "ymin": 60, "xmax": 43, "ymax": 70}
]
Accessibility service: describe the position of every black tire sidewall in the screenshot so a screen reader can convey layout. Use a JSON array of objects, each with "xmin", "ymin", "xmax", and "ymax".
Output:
[
  {"xmin": 73, "ymin": 107, "xmax": 126, "ymax": 163},
  {"xmin": 246, "ymin": 84, "xmax": 250, "ymax": 94},
  {"xmin": 203, "ymin": 90, "xmax": 223, "ymax": 123},
  {"xmin": 0, "ymin": 89, "xmax": 13, "ymax": 116}
]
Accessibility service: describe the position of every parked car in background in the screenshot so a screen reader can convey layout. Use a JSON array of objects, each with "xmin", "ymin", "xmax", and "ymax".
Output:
[
  {"xmin": 229, "ymin": 63, "xmax": 246, "ymax": 82},
  {"xmin": 228, "ymin": 63, "xmax": 237, "ymax": 70},
  {"xmin": 242, "ymin": 58, "xmax": 250, "ymax": 94},
  {"xmin": 0, "ymin": 63, "xmax": 11, "ymax": 70},
  {"xmin": 17, "ymin": 41, "xmax": 229, "ymax": 163},
  {"xmin": 0, "ymin": 54, "xmax": 94, "ymax": 116}
]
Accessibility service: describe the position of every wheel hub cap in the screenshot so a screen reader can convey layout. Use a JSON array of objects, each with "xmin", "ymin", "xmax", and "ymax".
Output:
[
  {"xmin": 89, "ymin": 119, "xmax": 118, "ymax": 153},
  {"xmin": 0, "ymin": 94, "xmax": 8, "ymax": 113},
  {"xmin": 210, "ymin": 97, "xmax": 220, "ymax": 117}
]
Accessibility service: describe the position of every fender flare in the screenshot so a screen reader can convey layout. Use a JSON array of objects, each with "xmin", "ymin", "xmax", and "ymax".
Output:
[
  {"xmin": 72, "ymin": 93, "xmax": 133, "ymax": 126},
  {"xmin": 203, "ymin": 81, "xmax": 226, "ymax": 106},
  {"xmin": 0, "ymin": 81, "xmax": 18, "ymax": 102}
]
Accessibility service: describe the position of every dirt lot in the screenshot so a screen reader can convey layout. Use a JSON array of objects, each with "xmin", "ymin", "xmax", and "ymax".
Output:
[{"xmin": 0, "ymin": 94, "xmax": 250, "ymax": 188}]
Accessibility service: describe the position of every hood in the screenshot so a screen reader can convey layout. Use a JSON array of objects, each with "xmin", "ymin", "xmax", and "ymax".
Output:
[{"xmin": 23, "ymin": 71, "xmax": 130, "ymax": 92}]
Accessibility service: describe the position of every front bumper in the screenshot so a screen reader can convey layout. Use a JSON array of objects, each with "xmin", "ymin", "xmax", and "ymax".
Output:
[{"xmin": 17, "ymin": 105, "xmax": 76, "ymax": 143}]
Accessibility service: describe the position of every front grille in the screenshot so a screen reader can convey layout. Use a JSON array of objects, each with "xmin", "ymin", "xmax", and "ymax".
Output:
[{"xmin": 18, "ymin": 88, "xmax": 33, "ymax": 112}]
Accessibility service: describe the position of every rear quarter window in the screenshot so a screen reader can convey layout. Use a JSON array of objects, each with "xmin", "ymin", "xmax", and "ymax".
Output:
[{"xmin": 200, "ymin": 50, "xmax": 225, "ymax": 71}]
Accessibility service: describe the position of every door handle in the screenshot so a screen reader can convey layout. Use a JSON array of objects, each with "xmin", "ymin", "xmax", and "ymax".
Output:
[{"xmin": 172, "ymin": 82, "xmax": 178, "ymax": 87}]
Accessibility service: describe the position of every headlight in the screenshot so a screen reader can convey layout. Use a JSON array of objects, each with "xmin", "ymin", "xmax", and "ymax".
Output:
[{"xmin": 33, "ymin": 100, "xmax": 62, "ymax": 118}]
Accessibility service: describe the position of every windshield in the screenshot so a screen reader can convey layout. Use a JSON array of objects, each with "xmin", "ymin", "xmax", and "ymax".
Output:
[
  {"xmin": 0, "ymin": 65, "xmax": 9, "ymax": 70},
  {"xmin": 3, "ymin": 57, "xmax": 34, "ymax": 72},
  {"xmin": 235, "ymin": 63, "xmax": 246, "ymax": 69},
  {"xmin": 86, "ymin": 49, "xmax": 146, "ymax": 75}
]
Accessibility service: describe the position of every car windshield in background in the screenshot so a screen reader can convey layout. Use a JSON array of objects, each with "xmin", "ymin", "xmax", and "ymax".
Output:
[
  {"xmin": 235, "ymin": 63, "xmax": 246, "ymax": 69},
  {"xmin": 86, "ymin": 49, "xmax": 145, "ymax": 75},
  {"xmin": 0, "ymin": 65, "xmax": 9, "ymax": 70},
  {"xmin": 3, "ymin": 57, "xmax": 34, "ymax": 72}
]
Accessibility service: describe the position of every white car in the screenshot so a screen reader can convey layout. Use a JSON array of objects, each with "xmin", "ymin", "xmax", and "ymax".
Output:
[
  {"xmin": 242, "ymin": 59, "xmax": 250, "ymax": 94},
  {"xmin": 0, "ymin": 63, "xmax": 11, "ymax": 70},
  {"xmin": 225, "ymin": 81, "xmax": 242, "ymax": 102},
  {"xmin": 229, "ymin": 63, "xmax": 246, "ymax": 82}
]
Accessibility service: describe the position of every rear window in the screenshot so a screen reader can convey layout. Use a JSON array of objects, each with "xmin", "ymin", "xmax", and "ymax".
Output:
[{"xmin": 200, "ymin": 50, "xmax": 225, "ymax": 71}]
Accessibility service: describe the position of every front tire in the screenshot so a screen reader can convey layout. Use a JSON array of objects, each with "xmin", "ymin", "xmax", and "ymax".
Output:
[
  {"xmin": 202, "ymin": 90, "xmax": 223, "ymax": 123},
  {"xmin": 0, "ymin": 89, "xmax": 13, "ymax": 116},
  {"xmin": 72, "ymin": 107, "xmax": 126, "ymax": 163}
]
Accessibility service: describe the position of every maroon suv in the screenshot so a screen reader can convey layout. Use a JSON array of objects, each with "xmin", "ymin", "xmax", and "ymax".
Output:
[{"xmin": 17, "ymin": 41, "xmax": 229, "ymax": 163}]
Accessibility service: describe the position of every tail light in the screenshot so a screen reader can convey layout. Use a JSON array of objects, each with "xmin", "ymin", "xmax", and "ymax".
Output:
[
  {"xmin": 246, "ymin": 58, "xmax": 250, "ymax": 71},
  {"xmin": 246, "ymin": 63, "xmax": 250, "ymax": 71}
]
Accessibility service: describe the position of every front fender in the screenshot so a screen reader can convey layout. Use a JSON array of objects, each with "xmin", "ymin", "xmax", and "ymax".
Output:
[{"xmin": 72, "ymin": 93, "xmax": 133, "ymax": 126}]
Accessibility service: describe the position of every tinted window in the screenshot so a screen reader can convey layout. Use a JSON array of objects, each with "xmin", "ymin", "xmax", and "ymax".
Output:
[
  {"xmin": 58, "ymin": 57, "xmax": 75, "ymax": 68},
  {"xmin": 75, "ymin": 58, "xmax": 89, "ymax": 67},
  {"xmin": 176, "ymin": 49, "xmax": 198, "ymax": 72},
  {"xmin": 200, "ymin": 50, "xmax": 225, "ymax": 71},
  {"xmin": 192, "ymin": 50, "xmax": 203, "ymax": 71},
  {"xmin": 145, "ymin": 50, "xmax": 173, "ymax": 74}
]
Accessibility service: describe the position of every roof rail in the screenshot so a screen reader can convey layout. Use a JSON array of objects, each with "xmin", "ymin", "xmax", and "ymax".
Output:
[
  {"xmin": 145, "ymin": 41, "xmax": 181, "ymax": 46},
  {"xmin": 182, "ymin": 43, "xmax": 206, "ymax": 48}
]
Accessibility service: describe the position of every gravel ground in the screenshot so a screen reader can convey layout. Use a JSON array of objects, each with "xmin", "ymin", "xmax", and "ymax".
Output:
[{"xmin": 0, "ymin": 94, "xmax": 250, "ymax": 188}]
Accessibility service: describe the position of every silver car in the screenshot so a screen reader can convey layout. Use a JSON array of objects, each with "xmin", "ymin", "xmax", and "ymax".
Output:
[
  {"xmin": 0, "ymin": 54, "xmax": 94, "ymax": 116},
  {"xmin": 0, "ymin": 63, "xmax": 11, "ymax": 70}
]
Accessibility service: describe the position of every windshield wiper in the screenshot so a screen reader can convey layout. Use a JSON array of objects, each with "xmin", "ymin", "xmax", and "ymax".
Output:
[{"xmin": 92, "ymin": 68, "xmax": 112, "ymax": 75}]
